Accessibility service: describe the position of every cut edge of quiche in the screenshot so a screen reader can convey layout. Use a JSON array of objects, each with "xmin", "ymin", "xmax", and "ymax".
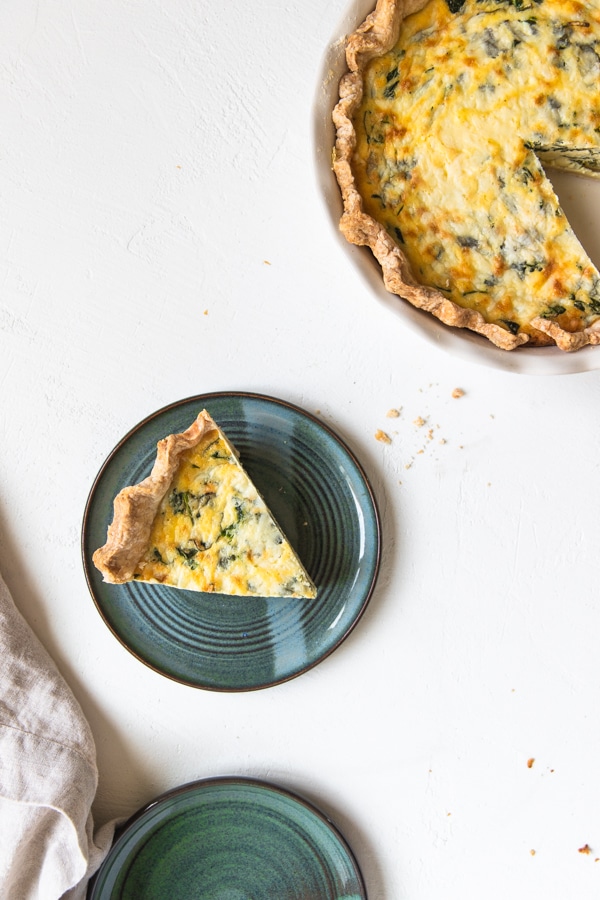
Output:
[
  {"xmin": 331, "ymin": 0, "xmax": 600, "ymax": 352},
  {"xmin": 92, "ymin": 410, "xmax": 317, "ymax": 599}
]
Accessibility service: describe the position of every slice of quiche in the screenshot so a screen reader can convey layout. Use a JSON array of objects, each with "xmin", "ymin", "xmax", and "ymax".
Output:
[
  {"xmin": 333, "ymin": 0, "xmax": 600, "ymax": 351},
  {"xmin": 93, "ymin": 410, "xmax": 317, "ymax": 599}
]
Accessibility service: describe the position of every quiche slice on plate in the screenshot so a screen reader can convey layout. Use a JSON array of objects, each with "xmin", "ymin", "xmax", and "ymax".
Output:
[
  {"xmin": 333, "ymin": 0, "xmax": 600, "ymax": 351},
  {"xmin": 93, "ymin": 410, "xmax": 317, "ymax": 599}
]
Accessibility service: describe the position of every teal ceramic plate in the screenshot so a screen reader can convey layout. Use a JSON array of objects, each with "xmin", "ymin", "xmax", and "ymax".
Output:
[
  {"xmin": 82, "ymin": 393, "xmax": 380, "ymax": 691},
  {"xmin": 88, "ymin": 777, "xmax": 367, "ymax": 899}
]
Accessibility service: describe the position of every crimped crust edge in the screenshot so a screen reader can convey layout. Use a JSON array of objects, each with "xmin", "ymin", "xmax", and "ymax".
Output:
[{"xmin": 92, "ymin": 410, "xmax": 217, "ymax": 583}]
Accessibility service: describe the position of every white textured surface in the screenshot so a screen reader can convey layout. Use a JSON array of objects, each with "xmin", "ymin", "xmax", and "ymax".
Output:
[{"xmin": 2, "ymin": 1, "xmax": 600, "ymax": 898}]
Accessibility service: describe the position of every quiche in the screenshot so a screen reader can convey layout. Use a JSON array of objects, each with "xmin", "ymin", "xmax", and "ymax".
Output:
[
  {"xmin": 333, "ymin": 0, "xmax": 600, "ymax": 350},
  {"xmin": 93, "ymin": 410, "xmax": 317, "ymax": 599}
]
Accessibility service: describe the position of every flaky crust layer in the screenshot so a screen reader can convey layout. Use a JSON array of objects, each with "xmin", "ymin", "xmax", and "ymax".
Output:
[
  {"xmin": 93, "ymin": 410, "xmax": 218, "ymax": 584},
  {"xmin": 331, "ymin": 0, "xmax": 600, "ymax": 352}
]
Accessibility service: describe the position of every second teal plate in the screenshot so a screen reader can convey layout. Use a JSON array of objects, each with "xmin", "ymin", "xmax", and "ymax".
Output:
[
  {"xmin": 89, "ymin": 777, "xmax": 367, "ymax": 899},
  {"xmin": 82, "ymin": 392, "xmax": 381, "ymax": 691}
]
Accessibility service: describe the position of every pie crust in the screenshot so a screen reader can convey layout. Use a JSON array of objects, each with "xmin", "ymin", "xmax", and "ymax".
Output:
[
  {"xmin": 332, "ymin": 0, "xmax": 600, "ymax": 351},
  {"xmin": 93, "ymin": 411, "xmax": 218, "ymax": 584}
]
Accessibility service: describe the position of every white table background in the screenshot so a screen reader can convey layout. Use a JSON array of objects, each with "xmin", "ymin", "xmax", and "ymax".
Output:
[{"xmin": 3, "ymin": 1, "xmax": 600, "ymax": 897}]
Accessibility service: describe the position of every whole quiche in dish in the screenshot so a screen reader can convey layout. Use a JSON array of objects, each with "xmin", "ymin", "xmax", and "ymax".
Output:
[{"xmin": 333, "ymin": 0, "xmax": 600, "ymax": 351}]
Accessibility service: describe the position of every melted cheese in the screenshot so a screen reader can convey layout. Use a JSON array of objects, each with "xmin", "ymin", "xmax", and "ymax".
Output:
[
  {"xmin": 352, "ymin": 0, "xmax": 600, "ymax": 341},
  {"xmin": 134, "ymin": 429, "xmax": 316, "ymax": 599}
]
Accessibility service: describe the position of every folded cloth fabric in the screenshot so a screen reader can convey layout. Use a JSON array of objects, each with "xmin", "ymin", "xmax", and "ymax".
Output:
[{"xmin": 0, "ymin": 572, "xmax": 116, "ymax": 899}]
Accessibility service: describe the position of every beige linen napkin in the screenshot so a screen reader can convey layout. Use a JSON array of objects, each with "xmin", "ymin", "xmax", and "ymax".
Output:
[{"xmin": 0, "ymin": 572, "xmax": 116, "ymax": 899}]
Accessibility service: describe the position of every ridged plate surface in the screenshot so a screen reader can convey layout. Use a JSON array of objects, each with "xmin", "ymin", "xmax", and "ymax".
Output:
[
  {"xmin": 82, "ymin": 393, "xmax": 380, "ymax": 690},
  {"xmin": 89, "ymin": 777, "xmax": 367, "ymax": 900}
]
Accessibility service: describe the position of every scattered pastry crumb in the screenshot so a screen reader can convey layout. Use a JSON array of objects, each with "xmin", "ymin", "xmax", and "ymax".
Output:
[
  {"xmin": 375, "ymin": 429, "xmax": 392, "ymax": 444},
  {"xmin": 323, "ymin": 66, "xmax": 336, "ymax": 86},
  {"xmin": 175, "ymin": 164, "xmax": 182, "ymax": 169},
  {"xmin": 579, "ymin": 844, "xmax": 592, "ymax": 855},
  {"xmin": 203, "ymin": 309, "xmax": 208, "ymax": 315},
  {"xmin": 530, "ymin": 849, "xmax": 536, "ymax": 856},
  {"xmin": 527, "ymin": 758, "xmax": 535, "ymax": 769},
  {"xmin": 376, "ymin": 383, "xmax": 472, "ymax": 471},
  {"xmin": 263, "ymin": 259, "xmax": 271, "ymax": 265}
]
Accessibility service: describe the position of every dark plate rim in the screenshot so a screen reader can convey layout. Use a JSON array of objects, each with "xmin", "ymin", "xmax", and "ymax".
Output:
[
  {"xmin": 81, "ymin": 391, "xmax": 382, "ymax": 691},
  {"xmin": 89, "ymin": 774, "xmax": 368, "ymax": 899}
]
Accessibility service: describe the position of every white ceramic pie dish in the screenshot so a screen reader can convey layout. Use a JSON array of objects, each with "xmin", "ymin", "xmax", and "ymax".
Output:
[{"xmin": 313, "ymin": 0, "xmax": 600, "ymax": 375}]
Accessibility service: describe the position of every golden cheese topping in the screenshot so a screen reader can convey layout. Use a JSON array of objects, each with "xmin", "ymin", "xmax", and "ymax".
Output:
[
  {"xmin": 352, "ymin": 0, "xmax": 600, "ymax": 342},
  {"xmin": 134, "ymin": 429, "xmax": 316, "ymax": 598}
]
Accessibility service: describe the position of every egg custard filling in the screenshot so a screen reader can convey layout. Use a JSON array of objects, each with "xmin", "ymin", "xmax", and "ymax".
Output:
[
  {"xmin": 333, "ymin": 0, "xmax": 600, "ymax": 350},
  {"xmin": 93, "ymin": 410, "xmax": 317, "ymax": 599}
]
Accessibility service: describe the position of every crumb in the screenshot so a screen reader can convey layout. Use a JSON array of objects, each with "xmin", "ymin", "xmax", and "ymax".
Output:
[
  {"xmin": 315, "ymin": 409, "xmax": 321, "ymax": 415},
  {"xmin": 203, "ymin": 309, "xmax": 208, "ymax": 315},
  {"xmin": 386, "ymin": 407, "xmax": 401, "ymax": 418},
  {"xmin": 427, "ymin": 428, "xmax": 434, "ymax": 440},
  {"xmin": 579, "ymin": 844, "xmax": 592, "ymax": 855},
  {"xmin": 452, "ymin": 388, "xmax": 465, "ymax": 399},
  {"xmin": 413, "ymin": 416, "xmax": 426, "ymax": 427},
  {"xmin": 487, "ymin": 482, "xmax": 492, "ymax": 487},
  {"xmin": 175, "ymin": 164, "xmax": 182, "ymax": 169},
  {"xmin": 263, "ymin": 259, "xmax": 271, "ymax": 265},
  {"xmin": 530, "ymin": 849, "xmax": 536, "ymax": 857},
  {"xmin": 417, "ymin": 449, "xmax": 424, "ymax": 455},
  {"xmin": 527, "ymin": 758, "xmax": 534, "ymax": 769},
  {"xmin": 404, "ymin": 462, "xmax": 412, "ymax": 470},
  {"xmin": 439, "ymin": 438, "xmax": 447, "ymax": 445},
  {"xmin": 375, "ymin": 429, "xmax": 392, "ymax": 444}
]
